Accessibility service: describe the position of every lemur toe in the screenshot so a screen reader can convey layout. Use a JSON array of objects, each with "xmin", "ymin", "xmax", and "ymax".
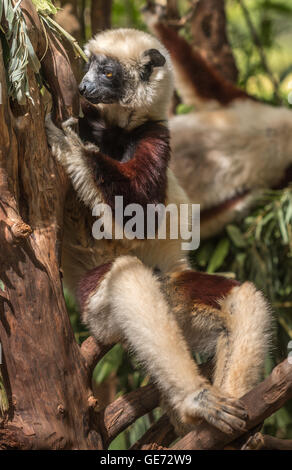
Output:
[
  {"xmin": 241, "ymin": 432, "xmax": 264, "ymax": 450},
  {"xmin": 181, "ymin": 387, "xmax": 248, "ymax": 435}
]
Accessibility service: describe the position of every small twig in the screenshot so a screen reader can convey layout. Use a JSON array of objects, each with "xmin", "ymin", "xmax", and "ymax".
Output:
[{"xmin": 41, "ymin": 14, "xmax": 88, "ymax": 62}]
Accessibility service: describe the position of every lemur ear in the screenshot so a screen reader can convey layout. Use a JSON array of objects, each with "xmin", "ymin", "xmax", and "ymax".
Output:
[
  {"xmin": 140, "ymin": 48, "xmax": 166, "ymax": 81},
  {"xmin": 143, "ymin": 48, "xmax": 166, "ymax": 67}
]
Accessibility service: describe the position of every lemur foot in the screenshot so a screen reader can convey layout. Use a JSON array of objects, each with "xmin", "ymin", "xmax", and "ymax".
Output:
[
  {"xmin": 241, "ymin": 432, "xmax": 265, "ymax": 450},
  {"xmin": 180, "ymin": 386, "xmax": 248, "ymax": 435}
]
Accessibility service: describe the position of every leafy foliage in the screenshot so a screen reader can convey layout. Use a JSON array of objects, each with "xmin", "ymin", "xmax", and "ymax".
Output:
[
  {"xmin": 0, "ymin": 0, "xmax": 86, "ymax": 105},
  {"xmin": 0, "ymin": 0, "xmax": 41, "ymax": 104}
]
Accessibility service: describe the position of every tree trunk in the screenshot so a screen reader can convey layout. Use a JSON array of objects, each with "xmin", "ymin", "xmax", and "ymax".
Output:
[
  {"xmin": 0, "ymin": 0, "xmax": 102, "ymax": 450},
  {"xmin": 91, "ymin": 0, "xmax": 112, "ymax": 36}
]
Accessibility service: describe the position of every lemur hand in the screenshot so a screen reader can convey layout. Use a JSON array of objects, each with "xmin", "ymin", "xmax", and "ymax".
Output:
[
  {"xmin": 45, "ymin": 114, "xmax": 99, "ymax": 163},
  {"xmin": 180, "ymin": 385, "xmax": 248, "ymax": 435}
]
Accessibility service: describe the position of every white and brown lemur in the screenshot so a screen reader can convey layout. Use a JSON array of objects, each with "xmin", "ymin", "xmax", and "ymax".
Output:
[
  {"xmin": 45, "ymin": 28, "xmax": 271, "ymax": 436},
  {"xmin": 143, "ymin": 6, "xmax": 292, "ymax": 239}
]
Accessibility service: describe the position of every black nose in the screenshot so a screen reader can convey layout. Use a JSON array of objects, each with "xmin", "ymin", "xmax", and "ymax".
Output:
[{"xmin": 79, "ymin": 82, "xmax": 86, "ymax": 95}]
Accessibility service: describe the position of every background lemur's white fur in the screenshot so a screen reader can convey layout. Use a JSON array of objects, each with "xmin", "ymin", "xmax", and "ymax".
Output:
[
  {"xmin": 45, "ymin": 28, "xmax": 272, "ymax": 437},
  {"xmin": 170, "ymin": 101, "xmax": 292, "ymax": 237}
]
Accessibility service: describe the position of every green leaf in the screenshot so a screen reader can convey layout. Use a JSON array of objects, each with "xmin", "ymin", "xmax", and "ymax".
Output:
[
  {"xmin": 31, "ymin": 0, "xmax": 58, "ymax": 15},
  {"xmin": 207, "ymin": 238, "xmax": 230, "ymax": 273},
  {"xmin": 176, "ymin": 103, "xmax": 195, "ymax": 115},
  {"xmin": 226, "ymin": 224, "xmax": 247, "ymax": 248}
]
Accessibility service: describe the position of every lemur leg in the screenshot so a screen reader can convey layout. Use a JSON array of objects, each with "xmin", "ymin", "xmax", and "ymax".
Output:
[
  {"xmin": 166, "ymin": 271, "xmax": 272, "ymax": 398},
  {"xmin": 78, "ymin": 256, "xmax": 248, "ymax": 434},
  {"xmin": 213, "ymin": 282, "xmax": 271, "ymax": 397}
]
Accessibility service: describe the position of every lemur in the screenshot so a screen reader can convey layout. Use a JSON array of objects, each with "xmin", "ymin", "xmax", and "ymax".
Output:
[
  {"xmin": 143, "ymin": 5, "xmax": 292, "ymax": 238},
  {"xmin": 45, "ymin": 28, "xmax": 271, "ymax": 437}
]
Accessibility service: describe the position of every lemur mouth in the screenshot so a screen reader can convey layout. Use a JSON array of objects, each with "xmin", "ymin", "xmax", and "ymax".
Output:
[{"xmin": 200, "ymin": 164, "xmax": 292, "ymax": 223}]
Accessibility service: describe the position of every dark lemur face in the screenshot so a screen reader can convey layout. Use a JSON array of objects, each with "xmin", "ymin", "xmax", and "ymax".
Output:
[
  {"xmin": 79, "ymin": 55, "xmax": 125, "ymax": 104},
  {"xmin": 79, "ymin": 49, "xmax": 166, "ymax": 105}
]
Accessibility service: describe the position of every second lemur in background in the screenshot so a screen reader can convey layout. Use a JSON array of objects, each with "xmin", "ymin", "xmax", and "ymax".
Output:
[
  {"xmin": 46, "ymin": 28, "xmax": 271, "ymax": 436},
  {"xmin": 144, "ymin": 4, "xmax": 292, "ymax": 238}
]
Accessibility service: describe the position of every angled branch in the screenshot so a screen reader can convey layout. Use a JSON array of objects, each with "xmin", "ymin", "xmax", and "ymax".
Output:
[
  {"xmin": 172, "ymin": 359, "xmax": 292, "ymax": 450},
  {"xmin": 100, "ymin": 384, "xmax": 160, "ymax": 447},
  {"xmin": 80, "ymin": 336, "xmax": 113, "ymax": 376}
]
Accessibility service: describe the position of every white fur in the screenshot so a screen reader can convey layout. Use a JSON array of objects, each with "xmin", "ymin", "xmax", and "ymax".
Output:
[
  {"xmin": 85, "ymin": 28, "xmax": 174, "ymax": 128},
  {"xmin": 216, "ymin": 282, "xmax": 273, "ymax": 397},
  {"xmin": 170, "ymin": 100, "xmax": 292, "ymax": 237}
]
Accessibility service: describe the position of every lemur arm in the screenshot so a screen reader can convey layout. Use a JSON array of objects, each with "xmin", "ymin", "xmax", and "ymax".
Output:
[
  {"xmin": 148, "ymin": 20, "xmax": 250, "ymax": 109},
  {"xmin": 45, "ymin": 114, "xmax": 170, "ymax": 210}
]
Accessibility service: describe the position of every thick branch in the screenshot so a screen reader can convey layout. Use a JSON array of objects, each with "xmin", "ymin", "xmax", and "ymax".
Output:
[
  {"xmin": 172, "ymin": 359, "xmax": 292, "ymax": 450},
  {"xmin": 167, "ymin": 0, "xmax": 180, "ymax": 20}
]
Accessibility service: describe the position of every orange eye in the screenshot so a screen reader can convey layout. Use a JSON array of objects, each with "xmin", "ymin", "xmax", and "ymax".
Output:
[{"xmin": 106, "ymin": 72, "xmax": 113, "ymax": 78}]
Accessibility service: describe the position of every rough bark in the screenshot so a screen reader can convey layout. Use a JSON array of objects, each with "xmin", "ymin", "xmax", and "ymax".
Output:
[
  {"xmin": 191, "ymin": 0, "xmax": 238, "ymax": 83},
  {"xmin": 0, "ymin": 0, "xmax": 101, "ymax": 450},
  {"xmin": 99, "ymin": 385, "xmax": 160, "ymax": 448},
  {"xmin": 80, "ymin": 336, "xmax": 113, "ymax": 377}
]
